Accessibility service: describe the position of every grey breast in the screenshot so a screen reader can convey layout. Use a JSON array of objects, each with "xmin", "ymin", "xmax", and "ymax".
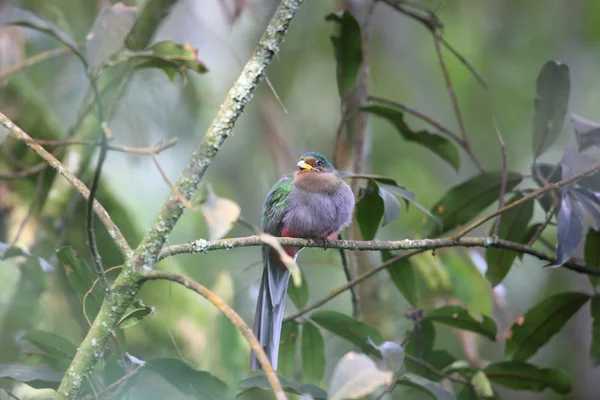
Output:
[{"xmin": 283, "ymin": 183, "xmax": 354, "ymax": 238}]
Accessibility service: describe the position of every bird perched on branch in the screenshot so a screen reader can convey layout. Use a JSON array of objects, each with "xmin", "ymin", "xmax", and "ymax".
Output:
[{"xmin": 250, "ymin": 152, "xmax": 355, "ymax": 371}]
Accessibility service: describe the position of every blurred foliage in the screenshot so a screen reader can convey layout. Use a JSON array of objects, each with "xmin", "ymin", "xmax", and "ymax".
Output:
[{"xmin": 2, "ymin": 0, "xmax": 600, "ymax": 399}]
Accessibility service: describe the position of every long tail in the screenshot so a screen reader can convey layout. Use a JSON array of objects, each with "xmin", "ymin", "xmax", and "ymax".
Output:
[{"xmin": 250, "ymin": 247, "xmax": 292, "ymax": 371}]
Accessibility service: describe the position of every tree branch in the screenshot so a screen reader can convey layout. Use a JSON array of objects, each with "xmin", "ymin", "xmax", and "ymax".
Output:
[
  {"xmin": 0, "ymin": 111, "xmax": 132, "ymax": 258},
  {"xmin": 134, "ymin": 0, "xmax": 305, "ymax": 270},
  {"xmin": 140, "ymin": 270, "xmax": 286, "ymax": 400}
]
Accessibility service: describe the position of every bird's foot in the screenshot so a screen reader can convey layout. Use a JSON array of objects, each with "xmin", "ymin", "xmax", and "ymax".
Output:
[
  {"xmin": 306, "ymin": 238, "xmax": 317, "ymax": 247},
  {"xmin": 321, "ymin": 238, "xmax": 332, "ymax": 250}
]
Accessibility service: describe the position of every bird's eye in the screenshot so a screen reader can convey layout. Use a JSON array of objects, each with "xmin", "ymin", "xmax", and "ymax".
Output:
[{"xmin": 315, "ymin": 160, "xmax": 323, "ymax": 167}]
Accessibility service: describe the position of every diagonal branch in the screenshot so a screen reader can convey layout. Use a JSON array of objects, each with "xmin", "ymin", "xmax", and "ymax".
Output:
[
  {"xmin": 134, "ymin": 0, "xmax": 305, "ymax": 270},
  {"xmin": 0, "ymin": 111, "xmax": 132, "ymax": 258},
  {"xmin": 140, "ymin": 270, "xmax": 286, "ymax": 400}
]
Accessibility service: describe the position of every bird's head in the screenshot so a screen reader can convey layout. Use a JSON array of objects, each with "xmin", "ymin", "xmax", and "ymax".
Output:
[{"xmin": 296, "ymin": 152, "xmax": 334, "ymax": 174}]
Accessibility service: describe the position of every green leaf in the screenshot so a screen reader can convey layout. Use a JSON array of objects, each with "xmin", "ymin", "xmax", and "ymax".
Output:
[
  {"xmin": 404, "ymin": 321, "xmax": 455, "ymax": 381},
  {"xmin": 0, "ymin": 8, "xmax": 78, "ymax": 51},
  {"xmin": 0, "ymin": 363, "xmax": 63, "ymax": 383},
  {"xmin": 505, "ymin": 292, "xmax": 590, "ymax": 361},
  {"xmin": 239, "ymin": 375, "xmax": 327, "ymax": 399},
  {"xmin": 124, "ymin": 41, "xmax": 208, "ymax": 80},
  {"xmin": 424, "ymin": 171, "xmax": 523, "ymax": 237},
  {"xmin": 116, "ymin": 299, "xmax": 154, "ymax": 329},
  {"xmin": 355, "ymin": 180, "xmax": 384, "ymax": 240},
  {"xmin": 311, "ymin": 310, "xmax": 383, "ymax": 355},
  {"xmin": 325, "ymin": 11, "xmax": 363, "ymax": 97},
  {"xmin": 287, "ymin": 267, "xmax": 309, "ymax": 309},
  {"xmin": 56, "ymin": 247, "xmax": 104, "ymax": 322},
  {"xmin": 328, "ymin": 352, "xmax": 393, "ymax": 400},
  {"xmin": 383, "ymin": 251, "xmax": 421, "ymax": 307},
  {"xmin": 485, "ymin": 192, "xmax": 534, "ymax": 286},
  {"xmin": 584, "ymin": 229, "xmax": 600, "ymax": 287},
  {"xmin": 532, "ymin": 61, "xmax": 570, "ymax": 157},
  {"xmin": 364, "ymin": 104, "xmax": 461, "ymax": 171},
  {"xmin": 590, "ymin": 296, "xmax": 600, "ymax": 367},
  {"xmin": 301, "ymin": 322, "xmax": 325, "ymax": 384},
  {"xmin": 125, "ymin": 0, "xmax": 179, "ymax": 50},
  {"xmin": 397, "ymin": 373, "xmax": 454, "ymax": 400},
  {"xmin": 424, "ymin": 305, "xmax": 497, "ymax": 341},
  {"xmin": 471, "ymin": 371, "xmax": 494, "ymax": 398},
  {"xmin": 484, "ymin": 361, "xmax": 571, "ymax": 394},
  {"xmin": 278, "ymin": 321, "xmax": 299, "ymax": 378},
  {"xmin": 22, "ymin": 330, "xmax": 77, "ymax": 361},
  {"xmin": 141, "ymin": 358, "xmax": 229, "ymax": 398},
  {"xmin": 86, "ymin": 4, "xmax": 137, "ymax": 68}
]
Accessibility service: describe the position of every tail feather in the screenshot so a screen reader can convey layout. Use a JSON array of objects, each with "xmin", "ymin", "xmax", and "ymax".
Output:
[{"xmin": 250, "ymin": 248, "xmax": 291, "ymax": 371}]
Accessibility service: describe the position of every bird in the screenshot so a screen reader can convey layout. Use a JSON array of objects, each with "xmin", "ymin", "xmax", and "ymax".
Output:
[{"xmin": 250, "ymin": 151, "xmax": 355, "ymax": 371}]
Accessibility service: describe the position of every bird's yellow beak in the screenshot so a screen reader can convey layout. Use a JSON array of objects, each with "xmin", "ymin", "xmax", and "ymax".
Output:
[{"xmin": 297, "ymin": 160, "xmax": 312, "ymax": 170}]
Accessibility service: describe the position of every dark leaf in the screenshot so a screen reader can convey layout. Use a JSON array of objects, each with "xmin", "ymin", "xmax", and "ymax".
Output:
[
  {"xmin": 532, "ymin": 61, "xmax": 570, "ymax": 157},
  {"xmin": 572, "ymin": 188, "xmax": 600, "ymax": 231},
  {"xmin": 142, "ymin": 358, "xmax": 229, "ymax": 398},
  {"xmin": 591, "ymin": 296, "xmax": 600, "ymax": 367},
  {"xmin": 531, "ymin": 162, "xmax": 562, "ymax": 187},
  {"xmin": 550, "ymin": 192, "xmax": 584, "ymax": 267},
  {"xmin": 0, "ymin": 8, "xmax": 78, "ymax": 51},
  {"xmin": 278, "ymin": 321, "xmax": 299, "ymax": 378},
  {"xmin": 484, "ymin": 361, "xmax": 571, "ymax": 394},
  {"xmin": 405, "ymin": 321, "xmax": 455, "ymax": 381},
  {"xmin": 301, "ymin": 322, "xmax": 325, "ymax": 384},
  {"xmin": 56, "ymin": 247, "xmax": 104, "ymax": 322},
  {"xmin": 287, "ymin": 267, "xmax": 309, "ymax": 310},
  {"xmin": 311, "ymin": 310, "xmax": 383, "ymax": 355},
  {"xmin": 571, "ymin": 113, "xmax": 600, "ymax": 152},
  {"xmin": 518, "ymin": 223, "xmax": 543, "ymax": 260},
  {"xmin": 485, "ymin": 192, "xmax": 534, "ymax": 286},
  {"xmin": 424, "ymin": 172, "xmax": 523, "ymax": 237},
  {"xmin": 363, "ymin": 104, "xmax": 460, "ymax": 171},
  {"xmin": 505, "ymin": 292, "xmax": 589, "ymax": 361},
  {"xmin": 355, "ymin": 180, "xmax": 384, "ymax": 240},
  {"xmin": 22, "ymin": 330, "xmax": 77, "ymax": 361},
  {"xmin": 116, "ymin": 299, "xmax": 154, "ymax": 329},
  {"xmin": 325, "ymin": 11, "xmax": 363, "ymax": 97},
  {"xmin": 424, "ymin": 305, "xmax": 497, "ymax": 341},
  {"xmin": 383, "ymin": 251, "xmax": 420, "ymax": 307},
  {"xmin": 396, "ymin": 373, "xmax": 453, "ymax": 400},
  {"xmin": 380, "ymin": 183, "xmax": 443, "ymax": 228},
  {"xmin": 239, "ymin": 375, "xmax": 327, "ymax": 399},
  {"xmin": 86, "ymin": 4, "xmax": 137, "ymax": 68},
  {"xmin": 585, "ymin": 229, "xmax": 600, "ymax": 287},
  {"xmin": 0, "ymin": 363, "xmax": 63, "ymax": 382},
  {"xmin": 125, "ymin": 0, "xmax": 179, "ymax": 50},
  {"xmin": 443, "ymin": 252, "xmax": 493, "ymax": 318},
  {"xmin": 328, "ymin": 352, "xmax": 392, "ymax": 400}
]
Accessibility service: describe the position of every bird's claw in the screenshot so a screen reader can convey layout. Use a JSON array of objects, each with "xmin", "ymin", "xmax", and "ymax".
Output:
[{"xmin": 321, "ymin": 238, "xmax": 332, "ymax": 250}]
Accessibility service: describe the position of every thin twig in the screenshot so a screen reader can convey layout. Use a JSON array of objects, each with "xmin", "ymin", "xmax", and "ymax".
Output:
[
  {"xmin": 0, "ymin": 112, "xmax": 133, "ymax": 258},
  {"xmin": 83, "ymin": 266, "xmax": 123, "ymax": 327},
  {"xmin": 0, "ymin": 161, "xmax": 47, "ymax": 180},
  {"xmin": 437, "ymin": 35, "xmax": 487, "ymax": 89},
  {"xmin": 450, "ymin": 161, "xmax": 600, "ymax": 240},
  {"xmin": 0, "ymin": 47, "xmax": 71, "ymax": 82},
  {"xmin": 150, "ymin": 154, "xmax": 202, "ymax": 212},
  {"xmin": 492, "ymin": 118, "xmax": 507, "ymax": 237},
  {"xmin": 22, "ymin": 137, "xmax": 178, "ymax": 154},
  {"xmin": 9, "ymin": 169, "xmax": 45, "ymax": 246},
  {"xmin": 404, "ymin": 354, "xmax": 469, "ymax": 384},
  {"xmin": 432, "ymin": 31, "xmax": 485, "ymax": 172},
  {"xmin": 140, "ymin": 270, "xmax": 286, "ymax": 400},
  {"xmin": 527, "ymin": 203, "xmax": 560, "ymax": 246},
  {"xmin": 97, "ymin": 364, "xmax": 145, "ymax": 397}
]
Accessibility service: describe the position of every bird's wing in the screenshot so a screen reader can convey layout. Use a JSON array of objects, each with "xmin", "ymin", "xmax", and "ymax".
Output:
[{"xmin": 262, "ymin": 173, "xmax": 294, "ymax": 236}]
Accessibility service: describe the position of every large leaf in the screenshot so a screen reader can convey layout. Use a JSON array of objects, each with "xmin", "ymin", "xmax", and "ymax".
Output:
[
  {"xmin": 404, "ymin": 321, "xmax": 455, "ymax": 381},
  {"xmin": 86, "ymin": 4, "xmax": 137, "ymax": 68},
  {"xmin": 585, "ymin": 229, "xmax": 600, "ymax": 287},
  {"xmin": 424, "ymin": 305, "xmax": 497, "ymax": 341},
  {"xmin": 0, "ymin": 363, "xmax": 63, "ymax": 383},
  {"xmin": 505, "ymin": 292, "xmax": 590, "ymax": 361},
  {"xmin": 287, "ymin": 267, "xmax": 309, "ymax": 310},
  {"xmin": 396, "ymin": 373, "xmax": 454, "ymax": 400},
  {"xmin": 591, "ymin": 296, "xmax": 600, "ymax": 367},
  {"xmin": 484, "ymin": 361, "xmax": 571, "ymax": 394},
  {"xmin": 328, "ymin": 352, "xmax": 392, "ymax": 400},
  {"xmin": 301, "ymin": 322, "xmax": 325, "ymax": 384},
  {"xmin": 22, "ymin": 330, "xmax": 77, "ymax": 361},
  {"xmin": 485, "ymin": 192, "xmax": 534, "ymax": 286},
  {"xmin": 572, "ymin": 188, "xmax": 600, "ymax": 231},
  {"xmin": 532, "ymin": 61, "xmax": 570, "ymax": 157},
  {"xmin": 278, "ymin": 321, "xmax": 299, "ymax": 378},
  {"xmin": 56, "ymin": 247, "xmax": 104, "ymax": 322},
  {"xmin": 239, "ymin": 375, "xmax": 327, "ymax": 399},
  {"xmin": 363, "ymin": 104, "xmax": 460, "ymax": 171},
  {"xmin": 424, "ymin": 172, "xmax": 523, "ymax": 237},
  {"xmin": 383, "ymin": 251, "xmax": 421, "ymax": 307},
  {"xmin": 550, "ymin": 192, "xmax": 584, "ymax": 267},
  {"xmin": 311, "ymin": 311, "xmax": 383, "ymax": 355},
  {"xmin": 355, "ymin": 180, "xmax": 384, "ymax": 240},
  {"xmin": 200, "ymin": 187, "xmax": 241, "ymax": 240},
  {"xmin": 560, "ymin": 144, "xmax": 600, "ymax": 191},
  {"xmin": 125, "ymin": 0, "xmax": 179, "ymax": 50},
  {"xmin": 571, "ymin": 113, "xmax": 600, "ymax": 152},
  {"xmin": 325, "ymin": 11, "xmax": 363, "ymax": 97}
]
